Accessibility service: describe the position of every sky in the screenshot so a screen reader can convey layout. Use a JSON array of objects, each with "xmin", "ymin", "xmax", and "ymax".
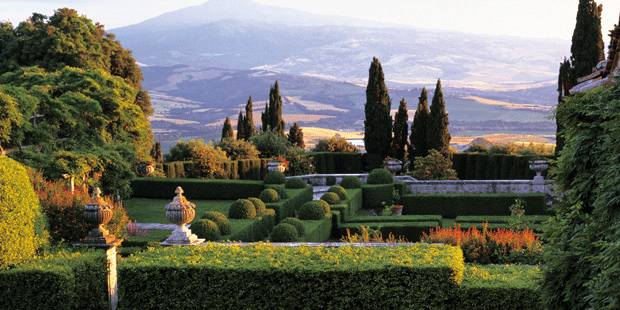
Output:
[{"xmin": 2, "ymin": 0, "xmax": 620, "ymax": 46}]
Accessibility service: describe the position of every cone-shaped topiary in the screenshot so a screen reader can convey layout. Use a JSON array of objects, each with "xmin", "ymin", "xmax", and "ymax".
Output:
[
  {"xmin": 200, "ymin": 211, "xmax": 231, "ymax": 235},
  {"xmin": 267, "ymin": 185, "xmax": 288, "ymax": 199},
  {"xmin": 280, "ymin": 217, "xmax": 305, "ymax": 237},
  {"xmin": 298, "ymin": 201, "xmax": 326, "ymax": 220},
  {"xmin": 264, "ymin": 170, "xmax": 286, "ymax": 184},
  {"xmin": 270, "ymin": 223, "xmax": 298, "ymax": 242},
  {"xmin": 191, "ymin": 219, "xmax": 221, "ymax": 241},
  {"xmin": 228, "ymin": 199, "xmax": 256, "ymax": 219},
  {"xmin": 285, "ymin": 177, "xmax": 306, "ymax": 189},
  {"xmin": 247, "ymin": 197, "xmax": 267, "ymax": 213},
  {"xmin": 259, "ymin": 188, "xmax": 280, "ymax": 203},
  {"xmin": 367, "ymin": 168, "xmax": 394, "ymax": 184},
  {"xmin": 327, "ymin": 186, "xmax": 348, "ymax": 200},
  {"xmin": 339, "ymin": 176, "xmax": 362, "ymax": 188},
  {"xmin": 320, "ymin": 192, "xmax": 340, "ymax": 205},
  {"xmin": 314, "ymin": 199, "xmax": 331, "ymax": 214}
]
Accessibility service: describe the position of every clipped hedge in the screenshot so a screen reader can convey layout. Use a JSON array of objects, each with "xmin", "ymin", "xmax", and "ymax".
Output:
[
  {"xmin": 339, "ymin": 175, "xmax": 362, "ymax": 189},
  {"xmin": 264, "ymin": 186, "xmax": 313, "ymax": 223},
  {"xmin": 285, "ymin": 177, "xmax": 306, "ymax": 189},
  {"xmin": 362, "ymin": 184, "xmax": 394, "ymax": 209},
  {"xmin": 298, "ymin": 202, "xmax": 327, "ymax": 220},
  {"xmin": 451, "ymin": 154, "xmax": 554, "ymax": 180},
  {"xmin": 131, "ymin": 178, "xmax": 264, "ymax": 200},
  {"xmin": 367, "ymin": 168, "xmax": 394, "ymax": 184},
  {"xmin": 401, "ymin": 194, "xmax": 548, "ymax": 218},
  {"xmin": 351, "ymin": 215, "xmax": 443, "ymax": 227},
  {"xmin": 201, "ymin": 211, "xmax": 231, "ymax": 235},
  {"xmin": 300, "ymin": 217, "xmax": 332, "ymax": 242},
  {"xmin": 455, "ymin": 215, "xmax": 551, "ymax": 224},
  {"xmin": 329, "ymin": 188, "xmax": 363, "ymax": 223},
  {"xmin": 338, "ymin": 221, "xmax": 439, "ymax": 242},
  {"xmin": 327, "ymin": 185, "xmax": 348, "ymax": 200},
  {"xmin": 280, "ymin": 217, "xmax": 305, "ymax": 237},
  {"xmin": 310, "ymin": 152, "xmax": 363, "ymax": 174},
  {"xmin": 270, "ymin": 223, "xmax": 299, "ymax": 242}
]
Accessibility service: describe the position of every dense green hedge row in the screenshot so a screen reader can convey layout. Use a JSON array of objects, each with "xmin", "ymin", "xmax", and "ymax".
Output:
[
  {"xmin": 402, "ymin": 194, "xmax": 548, "ymax": 218},
  {"xmin": 328, "ymin": 188, "xmax": 363, "ymax": 223},
  {"xmin": 450, "ymin": 153, "xmax": 554, "ymax": 180},
  {"xmin": 309, "ymin": 152, "xmax": 363, "ymax": 174},
  {"xmin": 130, "ymin": 178, "xmax": 265, "ymax": 199},
  {"xmin": 361, "ymin": 184, "xmax": 394, "ymax": 209},
  {"xmin": 338, "ymin": 221, "xmax": 440, "ymax": 242},
  {"xmin": 118, "ymin": 243, "xmax": 464, "ymax": 310},
  {"xmin": 264, "ymin": 185, "xmax": 313, "ymax": 223},
  {"xmin": 0, "ymin": 248, "xmax": 108, "ymax": 310},
  {"xmin": 224, "ymin": 213, "xmax": 273, "ymax": 242},
  {"xmin": 455, "ymin": 215, "xmax": 551, "ymax": 224},
  {"xmin": 300, "ymin": 217, "xmax": 333, "ymax": 242},
  {"xmin": 351, "ymin": 215, "xmax": 443, "ymax": 227},
  {"xmin": 160, "ymin": 159, "xmax": 270, "ymax": 180}
]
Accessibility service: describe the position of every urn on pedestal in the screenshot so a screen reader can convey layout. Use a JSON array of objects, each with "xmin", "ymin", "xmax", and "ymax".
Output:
[
  {"xmin": 82, "ymin": 187, "xmax": 117, "ymax": 244},
  {"xmin": 161, "ymin": 187, "xmax": 204, "ymax": 246}
]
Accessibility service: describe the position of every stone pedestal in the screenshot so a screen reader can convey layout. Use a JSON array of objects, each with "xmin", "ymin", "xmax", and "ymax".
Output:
[
  {"xmin": 74, "ymin": 239, "xmax": 122, "ymax": 310},
  {"xmin": 161, "ymin": 186, "xmax": 204, "ymax": 246},
  {"xmin": 161, "ymin": 224, "xmax": 204, "ymax": 246}
]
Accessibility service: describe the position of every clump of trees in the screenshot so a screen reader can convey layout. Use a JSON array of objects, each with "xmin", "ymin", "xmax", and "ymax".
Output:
[{"xmin": 312, "ymin": 136, "xmax": 357, "ymax": 152}]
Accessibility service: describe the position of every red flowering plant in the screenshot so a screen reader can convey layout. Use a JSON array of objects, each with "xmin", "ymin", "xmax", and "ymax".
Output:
[{"xmin": 274, "ymin": 157, "xmax": 289, "ymax": 171}]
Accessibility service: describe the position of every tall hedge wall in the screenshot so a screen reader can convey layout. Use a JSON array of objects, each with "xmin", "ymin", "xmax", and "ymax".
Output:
[
  {"xmin": 161, "ymin": 159, "xmax": 269, "ymax": 180},
  {"xmin": 309, "ymin": 152, "xmax": 363, "ymax": 174},
  {"xmin": 450, "ymin": 154, "xmax": 553, "ymax": 180},
  {"xmin": 130, "ymin": 178, "xmax": 264, "ymax": 200}
]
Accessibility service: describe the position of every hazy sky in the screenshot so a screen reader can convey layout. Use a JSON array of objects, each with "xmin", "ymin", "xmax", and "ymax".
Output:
[{"xmin": 3, "ymin": 0, "xmax": 620, "ymax": 44}]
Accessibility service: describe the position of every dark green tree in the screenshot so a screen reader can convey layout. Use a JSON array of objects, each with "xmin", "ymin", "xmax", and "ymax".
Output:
[
  {"xmin": 150, "ymin": 141, "xmax": 162, "ymax": 163},
  {"xmin": 237, "ymin": 111, "xmax": 245, "ymax": 140},
  {"xmin": 411, "ymin": 87, "xmax": 430, "ymax": 159},
  {"xmin": 265, "ymin": 81, "xmax": 286, "ymax": 136},
  {"xmin": 244, "ymin": 95, "xmax": 255, "ymax": 139},
  {"xmin": 391, "ymin": 98, "xmax": 408, "ymax": 161},
  {"xmin": 427, "ymin": 79, "xmax": 451, "ymax": 153},
  {"xmin": 287, "ymin": 122, "xmax": 305, "ymax": 149},
  {"xmin": 364, "ymin": 57, "xmax": 392, "ymax": 157},
  {"xmin": 221, "ymin": 116, "xmax": 233, "ymax": 140},
  {"xmin": 571, "ymin": 0, "xmax": 605, "ymax": 78},
  {"xmin": 261, "ymin": 101, "xmax": 269, "ymax": 132}
]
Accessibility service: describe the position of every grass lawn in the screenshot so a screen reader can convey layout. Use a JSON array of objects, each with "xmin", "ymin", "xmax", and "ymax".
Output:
[{"xmin": 124, "ymin": 198, "xmax": 235, "ymax": 224}]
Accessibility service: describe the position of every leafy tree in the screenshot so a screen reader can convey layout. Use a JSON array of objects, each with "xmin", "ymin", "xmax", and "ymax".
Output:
[
  {"xmin": 392, "ymin": 98, "xmax": 408, "ymax": 160},
  {"xmin": 215, "ymin": 138, "xmax": 260, "ymax": 160},
  {"xmin": 236, "ymin": 111, "xmax": 245, "ymax": 140},
  {"xmin": 364, "ymin": 57, "xmax": 392, "ymax": 158},
  {"xmin": 312, "ymin": 136, "xmax": 357, "ymax": 152},
  {"xmin": 287, "ymin": 122, "xmax": 305, "ymax": 149},
  {"xmin": 164, "ymin": 139, "xmax": 207, "ymax": 162},
  {"xmin": 261, "ymin": 81, "xmax": 285, "ymax": 136},
  {"xmin": 191, "ymin": 142, "xmax": 228, "ymax": 179},
  {"xmin": 244, "ymin": 95, "xmax": 255, "ymax": 139},
  {"xmin": 410, "ymin": 87, "xmax": 430, "ymax": 159},
  {"xmin": 409, "ymin": 149, "xmax": 457, "ymax": 180},
  {"xmin": 249, "ymin": 128, "xmax": 295, "ymax": 158},
  {"xmin": 150, "ymin": 141, "xmax": 162, "ymax": 163},
  {"xmin": 571, "ymin": 0, "xmax": 605, "ymax": 78},
  {"xmin": 427, "ymin": 79, "xmax": 451, "ymax": 153},
  {"xmin": 221, "ymin": 116, "xmax": 233, "ymax": 140}
]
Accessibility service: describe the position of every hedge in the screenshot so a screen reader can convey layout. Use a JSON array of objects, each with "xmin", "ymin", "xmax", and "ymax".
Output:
[
  {"xmin": 450, "ymin": 154, "xmax": 554, "ymax": 180},
  {"xmin": 161, "ymin": 159, "xmax": 269, "ymax": 180},
  {"xmin": 362, "ymin": 184, "xmax": 394, "ymax": 209},
  {"xmin": 264, "ymin": 186, "xmax": 313, "ymax": 223},
  {"xmin": 401, "ymin": 194, "xmax": 548, "ymax": 218},
  {"xmin": 455, "ymin": 215, "xmax": 551, "ymax": 224},
  {"xmin": 309, "ymin": 152, "xmax": 363, "ymax": 174},
  {"xmin": 300, "ymin": 217, "xmax": 332, "ymax": 242},
  {"xmin": 351, "ymin": 215, "xmax": 443, "ymax": 227},
  {"xmin": 224, "ymin": 216, "xmax": 271, "ymax": 242},
  {"xmin": 130, "ymin": 178, "xmax": 264, "ymax": 200},
  {"xmin": 338, "ymin": 221, "xmax": 439, "ymax": 242},
  {"xmin": 328, "ymin": 188, "xmax": 363, "ymax": 223}
]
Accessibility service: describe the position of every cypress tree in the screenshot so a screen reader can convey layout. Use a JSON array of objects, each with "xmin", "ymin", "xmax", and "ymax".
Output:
[
  {"xmin": 221, "ymin": 116, "xmax": 233, "ymax": 140},
  {"xmin": 244, "ymin": 95, "xmax": 255, "ymax": 139},
  {"xmin": 288, "ymin": 122, "xmax": 305, "ymax": 149},
  {"xmin": 261, "ymin": 101, "xmax": 269, "ymax": 132},
  {"xmin": 150, "ymin": 141, "xmax": 162, "ymax": 163},
  {"xmin": 411, "ymin": 87, "xmax": 430, "ymax": 159},
  {"xmin": 237, "ymin": 111, "xmax": 245, "ymax": 140},
  {"xmin": 427, "ymin": 79, "xmax": 451, "ymax": 153},
  {"xmin": 268, "ymin": 80, "xmax": 286, "ymax": 136},
  {"xmin": 363, "ymin": 57, "xmax": 392, "ymax": 157},
  {"xmin": 571, "ymin": 0, "xmax": 605, "ymax": 78},
  {"xmin": 392, "ymin": 98, "xmax": 408, "ymax": 161}
]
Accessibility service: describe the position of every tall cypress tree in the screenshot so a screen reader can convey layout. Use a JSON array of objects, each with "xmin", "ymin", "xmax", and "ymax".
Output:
[
  {"xmin": 364, "ymin": 57, "xmax": 392, "ymax": 157},
  {"xmin": 571, "ymin": 0, "xmax": 605, "ymax": 78},
  {"xmin": 244, "ymin": 94, "xmax": 255, "ymax": 139},
  {"xmin": 411, "ymin": 87, "xmax": 430, "ymax": 159},
  {"xmin": 221, "ymin": 116, "xmax": 233, "ymax": 140},
  {"xmin": 288, "ymin": 122, "xmax": 305, "ymax": 149},
  {"xmin": 261, "ymin": 101, "xmax": 269, "ymax": 132},
  {"xmin": 236, "ymin": 111, "xmax": 245, "ymax": 140},
  {"xmin": 268, "ymin": 81, "xmax": 286, "ymax": 136},
  {"xmin": 392, "ymin": 98, "xmax": 408, "ymax": 161},
  {"xmin": 427, "ymin": 79, "xmax": 451, "ymax": 153}
]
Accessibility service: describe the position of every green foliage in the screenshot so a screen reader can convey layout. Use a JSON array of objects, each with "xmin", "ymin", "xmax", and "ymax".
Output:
[
  {"xmin": 311, "ymin": 152, "xmax": 362, "ymax": 174},
  {"xmin": 200, "ymin": 211, "xmax": 231, "ymax": 235},
  {"xmin": 410, "ymin": 87, "xmax": 430, "ymax": 159},
  {"xmin": 410, "ymin": 149, "xmax": 458, "ymax": 180},
  {"xmin": 364, "ymin": 57, "xmax": 392, "ymax": 157},
  {"xmin": 367, "ymin": 168, "xmax": 394, "ymax": 184},
  {"xmin": 237, "ymin": 111, "xmax": 245, "ymax": 140},
  {"xmin": 285, "ymin": 177, "xmax": 306, "ymax": 189},
  {"xmin": 215, "ymin": 138, "xmax": 260, "ymax": 160},
  {"xmin": 150, "ymin": 141, "xmax": 162, "ymax": 163},
  {"xmin": 228, "ymin": 199, "xmax": 256, "ymax": 219},
  {"xmin": 312, "ymin": 136, "xmax": 357, "ymax": 152},
  {"xmin": 427, "ymin": 79, "xmax": 451, "ymax": 153},
  {"xmin": 339, "ymin": 176, "xmax": 362, "ymax": 189},
  {"xmin": 298, "ymin": 201, "xmax": 327, "ymax": 220},
  {"xmin": 191, "ymin": 219, "xmax": 221, "ymax": 241},
  {"xmin": 243, "ymin": 95, "xmax": 255, "ymax": 140},
  {"xmin": 258, "ymin": 188, "xmax": 280, "ymax": 203},
  {"xmin": 0, "ymin": 156, "xmax": 47, "ymax": 268},
  {"xmin": 191, "ymin": 141, "xmax": 228, "ymax": 179},
  {"xmin": 280, "ymin": 217, "xmax": 305, "ymax": 237},
  {"xmin": 164, "ymin": 139, "xmax": 206, "ymax": 162},
  {"xmin": 320, "ymin": 192, "xmax": 341, "ymax": 205},
  {"xmin": 571, "ymin": 0, "xmax": 605, "ymax": 78},
  {"xmin": 314, "ymin": 199, "xmax": 331, "ymax": 214},
  {"xmin": 392, "ymin": 98, "xmax": 409, "ymax": 160},
  {"xmin": 285, "ymin": 149, "xmax": 315, "ymax": 176},
  {"xmin": 131, "ymin": 178, "xmax": 264, "ymax": 200},
  {"xmin": 327, "ymin": 186, "xmax": 348, "ymax": 200},
  {"xmin": 264, "ymin": 170, "xmax": 286, "ymax": 184},
  {"xmin": 270, "ymin": 223, "xmax": 299, "ymax": 242},
  {"xmin": 287, "ymin": 122, "xmax": 305, "ymax": 149},
  {"xmin": 266, "ymin": 185, "xmax": 289, "ymax": 199},
  {"xmin": 362, "ymin": 184, "xmax": 393, "ymax": 209},
  {"xmin": 261, "ymin": 81, "xmax": 285, "ymax": 136},
  {"xmin": 249, "ymin": 128, "xmax": 295, "ymax": 158},
  {"xmin": 463, "ymin": 141, "xmax": 490, "ymax": 153},
  {"xmin": 247, "ymin": 197, "xmax": 267, "ymax": 214},
  {"xmin": 221, "ymin": 116, "xmax": 234, "ymax": 140}
]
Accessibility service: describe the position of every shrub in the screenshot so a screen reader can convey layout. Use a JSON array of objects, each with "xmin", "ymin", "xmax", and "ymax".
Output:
[
  {"xmin": 249, "ymin": 129, "xmax": 295, "ymax": 158},
  {"xmin": 339, "ymin": 176, "xmax": 362, "ymax": 188},
  {"xmin": 270, "ymin": 223, "xmax": 299, "ymax": 242},
  {"xmin": 164, "ymin": 139, "xmax": 206, "ymax": 162},
  {"xmin": 215, "ymin": 138, "xmax": 260, "ymax": 160},
  {"xmin": 268, "ymin": 186, "xmax": 288, "ymax": 199},
  {"xmin": 327, "ymin": 186, "xmax": 348, "ymax": 200},
  {"xmin": 191, "ymin": 219, "xmax": 221, "ymax": 241},
  {"xmin": 367, "ymin": 168, "xmax": 394, "ymax": 184},
  {"xmin": 311, "ymin": 136, "xmax": 358, "ymax": 152},
  {"xmin": 259, "ymin": 189, "xmax": 280, "ymax": 203},
  {"xmin": 298, "ymin": 202, "xmax": 326, "ymax": 220},
  {"xmin": 247, "ymin": 197, "xmax": 266, "ymax": 214},
  {"xmin": 409, "ymin": 149, "xmax": 458, "ymax": 180},
  {"xmin": 314, "ymin": 199, "xmax": 331, "ymax": 214},
  {"xmin": 264, "ymin": 170, "xmax": 286, "ymax": 184},
  {"xmin": 280, "ymin": 217, "xmax": 305, "ymax": 237},
  {"xmin": 191, "ymin": 141, "xmax": 229, "ymax": 179},
  {"xmin": 285, "ymin": 177, "xmax": 306, "ymax": 189},
  {"xmin": 286, "ymin": 149, "xmax": 316, "ymax": 176},
  {"xmin": 320, "ymin": 192, "xmax": 341, "ymax": 205},
  {"xmin": 200, "ymin": 211, "xmax": 231, "ymax": 235},
  {"xmin": 228, "ymin": 199, "xmax": 256, "ymax": 219}
]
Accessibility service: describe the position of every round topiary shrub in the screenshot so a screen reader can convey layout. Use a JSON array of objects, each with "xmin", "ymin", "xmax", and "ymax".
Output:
[
  {"xmin": 298, "ymin": 201, "xmax": 327, "ymax": 220},
  {"xmin": 280, "ymin": 217, "xmax": 305, "ymax": 237},
  {"xmin": 228, "ymin": 199, "xmax": 256, "ymax": 219},
  {"xmin": 264, "ymin": 170, "xmax": 286, "ymax": 184},
  {"xmin": 191, "ymin": 219, "xmax": 221, "ymax": 241},
  {"xmin": 268, "ymin": 186, "xmax": 288, "ymax": 199},
  {"xmin": 259, "ymin": 188, "xmax": 280, "ymax": 203},
  {"xmin": 285, "ymin": 177, "xmax": 306, "ymax": 189},
  {"xmin": 327, "ymin": 186, "xmax": 348, "ymax": 200},
  {"xmin": 367, "ymin": 168, "xmax": 394, "ymax": 184},
  {"xmin": 200, "ymin": 211, "xmax": 231, "ymax": 235},
  {"xmin": 247, "ymin": 197, "xmax": 267, "ymax": 214},
  {"xmin": 270, "ymin": 223, "xmax": 299, "ymax": 242},
  {"xmin": 314, "ymin": 199, "xmax": 331, "ymax": 214},
  {"xmin": 320, "ymin": 192, "xmax": 341, "ymax": 205},
  {"xmin": 339, "ymin": 176, "xmax": 362, "ymax": 189}
]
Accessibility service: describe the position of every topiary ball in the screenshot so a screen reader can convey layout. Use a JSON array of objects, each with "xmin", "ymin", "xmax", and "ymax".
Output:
[
  {"xmin": 191, "ymin": 219, "xmax": 221, "ymax": 241},
  {"xmin": 259, "ymin": 188, "xmax": 280, "ymax": 203},
  {"xmin": 367, "ymin": 168, "xmax": 394, "ymax": 184},
  {"xmin": 340, "ymin": 176, "xmax": 362, "ymax": 189},
  {"xmin": 267, "ymin": 185, "xmax": 289, "ymax": 199},
  {"xmin": 264, "ymin": 170, "xmax": 286, "ymax": 184},
  {"xmin": 327, "ymin": 186, "xmax": 348, "ymax": 200},
  {"xmin": 298, "ymin": 201, "xmax": 327, "ymax": 220},
  {"xmin": 247, "ymin": 197, "xmax": 267, "ymax": 213},
  {"xmin": 285, "ymin": 177, "xmax": 306, "ymax": 189},
  {"xmin": 270, "ymin": 223, "xmax": 299, "ymax": 242},
  {"xmin": 228, "ymin": 199, "xmax": 257, "ymax": 219},
  {"xmin": 314, "ymin": 199, "xmax": 331, "ymax": 214},
  {"xmin": 280, "ymin": 217, "xmax": 305, "ymax": 237},
  {"xmin": 320, "ymin": 192, "xmax": 341, "ymax": 205},
  {"xmin": 200, "ymin": 211, "xmax": 231, "ymax": 235}
]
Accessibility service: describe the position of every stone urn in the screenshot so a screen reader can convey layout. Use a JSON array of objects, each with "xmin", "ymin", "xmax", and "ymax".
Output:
[
  {"xmin": 384, "ymin": 160, "xmax": 403, "ymax": 175},
  {"xmin": 83, "ymin": 187, "xmax": 117, "ymax": 244},
  {"xmin": 161, "ymin": 187, "xmax": 204, "ymax": 246},
  {"xmin": 529, "ymin": 159, "xmax": 549, "ymax": 180},
  {"xmin": 267, "ymin": 161, "xmax": 286, "ymax": 173}
]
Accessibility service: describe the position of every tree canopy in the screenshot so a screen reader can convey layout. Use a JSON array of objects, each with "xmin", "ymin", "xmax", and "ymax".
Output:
[
  {"xmin": 391, "ymin": 98, "xmax": 408, "ymax": 160},
  {"xmin": 427, "ymin": 79, "xmax": 451, "ymax": 153},
  {"xmin": 411, "ymin": 87, "xmax": 430, "ymax": 159},
  {"xmin": 364, "ymin": 57, "xmax": 392, "ymax": 157}
]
